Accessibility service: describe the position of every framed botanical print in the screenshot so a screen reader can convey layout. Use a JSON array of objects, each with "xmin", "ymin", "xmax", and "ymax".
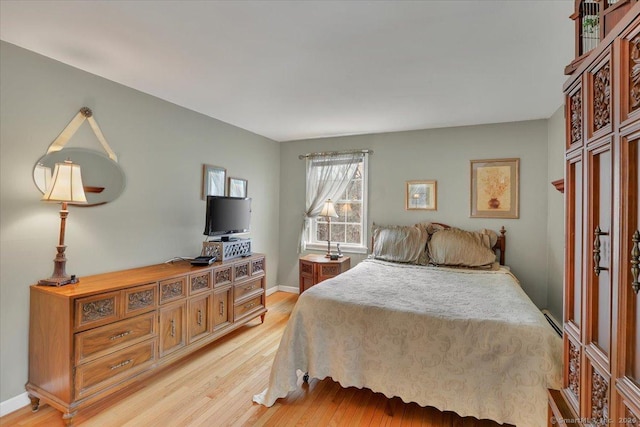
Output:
[
  {"xmin": 227, "ymin": 177, "xmax": 248, "ymax": 198},
  {"xmin": 470, "ymin": 158, "xmax": 519, "ymax": 218},
  {"xmin": 405, "ymin": 180, "xmax": 437, "ymax": 210},
  {"xmin": 202, "ymin": 164, "xmax": 226, "ymax": 199}
]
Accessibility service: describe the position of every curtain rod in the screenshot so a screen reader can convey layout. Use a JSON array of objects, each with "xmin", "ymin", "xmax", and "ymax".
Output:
[{"xmin": 298, "ymin": 149, "xmax": 373, "ymax": 160}]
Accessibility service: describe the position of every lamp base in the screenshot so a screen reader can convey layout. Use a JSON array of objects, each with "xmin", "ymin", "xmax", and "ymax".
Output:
[
  {"xmin": 38, "ymin": 274, "xmax": 78, "ymax": 287},
  {"xmin": 39, "ymin": 244, "xmax": 79, "ymax": 286}
]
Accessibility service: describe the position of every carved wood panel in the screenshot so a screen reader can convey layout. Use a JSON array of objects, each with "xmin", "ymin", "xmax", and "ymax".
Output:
[
  {"xmin": 252, "ymin": 258, "xmax": 265, "ymax": 275},
  {"xmin": 82, "ymin": 298, "xmax": 115, "ymax": 324},
  {"xmin": 571, "ymin": 89, "xmax": 583, "ymax": 145},
  {"xmin": 127, "ymin": 289, "xmax": 154, "ymax": 312},
  {"xmin": 159, "ymin": 277, "xmax": 186, "ymax": 304},
  {"xmin": 190, "ymin": 273, "xmax": 210, "ymax": 294},
  {"xmin": 75, "ymin": 291, "xmax": 121, "ymax": 330},
  {"xmin": 631, "ymin": 36, "xmax": 640, "ymax": 111},
  {"xmin": 214, "ymin": 267, "xmax": 232, "ymax": 287},
  {"xmin": 591, "ymin": 369, "xmax": 609, "ymax": 427},
  {"xmin": 300, "ymin": 262, "xmax": 313, "ymax": 275},
  {"xmin": 320, "ymin": 265, "xmax": 340, "ymax": 276},
  {"xmin": 568, "ymin": 340, "xmax": 580, "ymax": 401},
  {"xmin": 235, "ymin": 263, "xmax": 249, "ymax": 280},
  {"xmin": 593, "ymin": 61, "xmax": 611, "ymax": 131}
]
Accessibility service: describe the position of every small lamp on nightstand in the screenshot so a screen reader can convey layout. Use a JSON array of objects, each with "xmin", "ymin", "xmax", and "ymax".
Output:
[
  {"xmin": 39, "ymin": 160, "xmax": 87, "ymax": 286},
  {"xmin": 319, "ymin": 199, "xmax": 339, "ymax": 258}
]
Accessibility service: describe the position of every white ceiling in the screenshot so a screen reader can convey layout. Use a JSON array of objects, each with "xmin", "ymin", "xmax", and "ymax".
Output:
[{"xmin": 0, "ymin": 0, "xmax": 574, "ymax": 142}]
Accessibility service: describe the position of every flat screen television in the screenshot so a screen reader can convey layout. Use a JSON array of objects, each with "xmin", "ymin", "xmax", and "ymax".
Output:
[{"xmin": 204, "ymin": 196, "xmax": 251, "ymax": 239}]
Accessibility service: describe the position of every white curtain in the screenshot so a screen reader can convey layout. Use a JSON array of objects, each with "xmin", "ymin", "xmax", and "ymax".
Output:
[{"xmin": 299, "ymin": 152, "xmax": 363, "ymax": 252}]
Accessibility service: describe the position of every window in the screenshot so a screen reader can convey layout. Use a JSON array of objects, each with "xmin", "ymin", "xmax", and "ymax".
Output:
[{"xmin": 307, "ymin": 154, "xmax": 368, "ymax": 253}]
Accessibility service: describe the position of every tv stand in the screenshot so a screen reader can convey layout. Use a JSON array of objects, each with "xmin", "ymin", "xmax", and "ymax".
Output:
[{"xmin": 202, "ymin": 238, "xmax": 251, "ymax": 261}]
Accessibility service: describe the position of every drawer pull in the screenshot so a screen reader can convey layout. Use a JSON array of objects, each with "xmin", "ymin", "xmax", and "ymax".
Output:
[
  {"xmin": 244, "ymin": 302, "xmax": 257, "ymax": 310},
  {"xmin": 244, "ymin": 285, "xmax": 256, "ymax": 291},
  {"xmin": 197, "ymin": 309, "xmax": 203, "ymax": 326},
  {"xmin": 170, "ymin": 319, "xmax": 176, "ymax": 337},
  {"xmin": 110, "ymin": 359, "xmax": 132, "ymax": 370},
  {"xmin": 219, "ymin": 301, "xmax": 224, "ymax": 315},
  {"xmin": 109, "ymin": 330, "xmax": 133, "ymax": 341}
]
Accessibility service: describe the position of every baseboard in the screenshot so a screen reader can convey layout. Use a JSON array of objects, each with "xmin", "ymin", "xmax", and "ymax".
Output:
[
  {"xmin": 266, "ymin": 285, "xmax": 299, "ymax": 296},
  {"xmin": 1, "ymin": 391, "xmax": 29, "ymax": 417}
]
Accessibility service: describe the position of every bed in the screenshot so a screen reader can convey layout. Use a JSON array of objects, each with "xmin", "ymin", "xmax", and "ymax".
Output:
[{"xmin": 253, "ymin": 223, "xmax": 562, "ymax": 427}]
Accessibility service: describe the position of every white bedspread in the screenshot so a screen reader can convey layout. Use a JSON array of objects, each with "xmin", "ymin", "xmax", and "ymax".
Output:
[{"xmin": 254, "ymin": 259, "xmax": 562, "ymax": 427}]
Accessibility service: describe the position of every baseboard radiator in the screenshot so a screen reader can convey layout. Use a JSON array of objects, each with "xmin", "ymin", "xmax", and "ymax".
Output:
[{"xmin": 542, "ymin": 309, "xmax": 562, "ymax": 337}]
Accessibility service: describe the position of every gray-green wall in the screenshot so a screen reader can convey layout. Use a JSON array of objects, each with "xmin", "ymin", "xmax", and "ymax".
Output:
[
  {"xmin": 547, "ymin": 105, "xmax": 566, "ymax": 322},
  {"xmin": 0, "ymin": 42, "xmax": 281, "ymax": 402},
  {"xmin": 279, "ymin": 118, "xmax": 565, "ymax": 317}
]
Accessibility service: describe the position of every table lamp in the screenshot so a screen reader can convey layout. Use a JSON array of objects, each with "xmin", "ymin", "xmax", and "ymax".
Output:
[
  {"xmin": 39, "ymin": 160, "xmax": 87, "ymax": 286},
  {"xmin": 319, "ymin": 199, "xmax": 339, "ymax": 258}
]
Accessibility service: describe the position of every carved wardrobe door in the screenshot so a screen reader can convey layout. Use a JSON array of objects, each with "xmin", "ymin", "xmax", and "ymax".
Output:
[
  {"xmin": 585, "ymin": 49, "xmax": 615, "ymax": 425},
  {"xmin": 563, "ymin": 79, "xmax": 585, "ymax": 412},
  {"xmin": 614, "ymin": 23, "xmax": 640, "ymax": 425},
  {"xmin": 585, "ymin": 136, "xmax": 614, "ymax": 423},
  {"xmin": 615, "ymin": 127, "xmax": 640, "ymax": 425}
]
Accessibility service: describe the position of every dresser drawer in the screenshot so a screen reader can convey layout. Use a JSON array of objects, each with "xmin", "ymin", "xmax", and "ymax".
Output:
[
  {"xmin": 123, "ymin": 283, "xmax": 157, "ymax": 317},
  {"xmin": 234, "ymin": 278, "xmax": 263, "ymax": 302},
  {"xmin": 75, "ymin": 291, "xmax": 120, "ymax": 331},
  {"xmin": 233, "ymin": 261, "xmax": 251, "ymax": 282},
  {"xmin": 234, "ymin": 295, "xmax": 264, "ymax": 321},
  {"xmin": 213, "ymin": 265, "xmax": 232, "ymax": 287},
  {"xmin": 251, "ymin": 257, "xmax": 265, "ymax": 276},
  {"xmin": 159, "ymin": 276, "xmax": 187, "ymax": 304},
  {"xmin": 74, "ymin": 339, "xmax": 156, "ymax": 399},
  {"xmin": 189, "ymin": 271, "xmax": 212, "ymax": 295},
  {"xmin": 75, "ymin": 312, "xmax": 157, "ymax": 365}
]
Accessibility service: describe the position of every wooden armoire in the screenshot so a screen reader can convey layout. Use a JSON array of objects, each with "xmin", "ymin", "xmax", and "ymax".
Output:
[{"xmin": 548, "ymin": 2, "xmax": 640, "ymax": 426}]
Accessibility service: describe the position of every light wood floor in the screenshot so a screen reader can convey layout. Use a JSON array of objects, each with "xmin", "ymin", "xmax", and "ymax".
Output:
[{"xmin": 2, "ymin": 292, "xmax": 511, "ymax": 427}]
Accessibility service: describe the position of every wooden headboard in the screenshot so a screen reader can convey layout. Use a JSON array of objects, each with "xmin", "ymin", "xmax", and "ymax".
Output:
[{"xmin": 370, "ymin": 223, "xmax": 507, "ymax": 265}]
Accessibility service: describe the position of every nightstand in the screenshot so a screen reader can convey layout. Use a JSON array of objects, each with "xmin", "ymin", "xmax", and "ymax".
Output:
[{"xmin": 299, "ymin": 254, "xmax": 351, "ymax": 294}]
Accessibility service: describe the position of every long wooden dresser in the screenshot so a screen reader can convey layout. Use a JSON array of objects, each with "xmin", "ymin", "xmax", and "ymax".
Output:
[{"xmin": 26, "ymin": 253, "xmax": 267, "ymax": 425}]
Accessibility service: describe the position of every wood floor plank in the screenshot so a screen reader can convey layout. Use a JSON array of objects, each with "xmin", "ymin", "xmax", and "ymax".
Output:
[{"xmin": 2, "ymin": 292, "xmax": 515, "ymax": 427}]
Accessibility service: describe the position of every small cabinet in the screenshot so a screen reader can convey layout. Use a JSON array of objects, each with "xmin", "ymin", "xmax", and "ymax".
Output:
[
  {"xmin": 159, "ymin": 301, "xmax": 186, "ymax": 357},
  {"xmin": 299, "ymin": 254, "xmax": 350, "ymax": 294},
  {"xmin": 213, "ymin": 286, "xmax": 233, "ymax": 331},
  {"xmin": 188, "ymin": 294, "xmax": 211, "ymax": 344}
]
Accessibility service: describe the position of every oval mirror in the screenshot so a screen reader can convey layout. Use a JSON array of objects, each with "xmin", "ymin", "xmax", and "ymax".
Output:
[{"xmin": 33, "ymin": 148, "xmax": 125, "ymax": 206}]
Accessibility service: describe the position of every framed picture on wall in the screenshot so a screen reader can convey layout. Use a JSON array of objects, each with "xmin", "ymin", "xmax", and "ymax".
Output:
[
  {"xmin": 227, "ymin": 177, "xmax": 248, "ymax": 198},
  {"xmin": 470, "ymin": 158, "xmax": 519, "ymax": 218},
  {"xmin": 405, "ymin": 180, "xmax": 437, "ymax": 210},
  {"xmin": 202, "ymin": 164, "xmax": 226, "ymax": 199}
]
